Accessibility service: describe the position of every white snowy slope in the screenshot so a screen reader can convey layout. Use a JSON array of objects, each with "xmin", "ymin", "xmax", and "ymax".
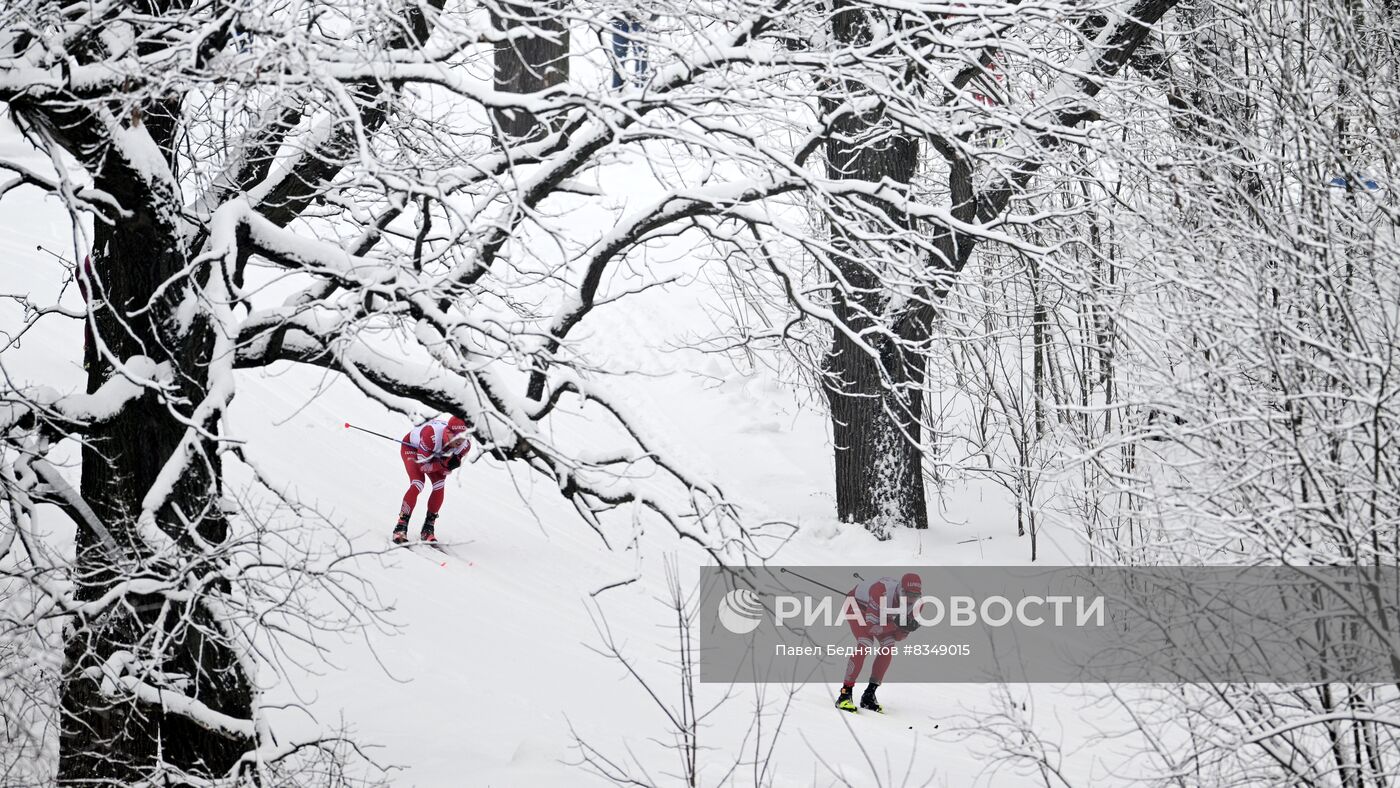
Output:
[{"xmin": 1, "ymin": 123, "xmax": 1112, "ymax": 787}]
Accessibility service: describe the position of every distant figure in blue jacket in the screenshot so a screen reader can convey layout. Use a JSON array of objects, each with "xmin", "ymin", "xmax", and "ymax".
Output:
[{"xmin": 611, "ymin": 12, "xmax": 651, "ymax": 89}]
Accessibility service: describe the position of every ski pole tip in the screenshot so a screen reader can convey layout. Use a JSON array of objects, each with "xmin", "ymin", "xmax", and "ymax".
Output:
[{"xmin": 343, "ymin": 422, "xmax": 350, "ymax": 428}]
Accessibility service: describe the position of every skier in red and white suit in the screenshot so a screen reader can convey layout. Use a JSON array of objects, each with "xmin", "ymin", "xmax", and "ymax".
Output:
[
  {"xmin": 835, "ymin": 572, "xmax": 922, "ymax": 713},
  {"xmin": 392, "ymin": 415, "xmax": 471, "ymax": 544}
]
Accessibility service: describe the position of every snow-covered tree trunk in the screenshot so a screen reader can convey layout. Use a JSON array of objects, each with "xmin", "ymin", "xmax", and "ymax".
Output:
[
  {"xmin": 60, "ymin": 171, "xmax": 252, "ymax": 781},
  {"xmin": 812, "ymin": 0, "xmax": 1173, "ymax": 535},
  {"xmin": 820, "ymin": 2, "xmax": 929, "ymax": 534},
  {"xmin": 3, "ymin": 38, "xmax": 253, "ymax": 779},
  {"xmin": 0, "ymin": 1, "xmax": 451, "ymax": 780}
]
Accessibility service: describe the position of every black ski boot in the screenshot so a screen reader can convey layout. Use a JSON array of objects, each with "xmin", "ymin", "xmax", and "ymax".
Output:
[
  {"xmin": 391, "ymin": 515, "xmax": 409, "ymax": 545},
  {"xmin": 835, "ymin": 685, "xmax": 857, "ymax": 713},
  {"xmin": 420, "ymin": 511, "xmax": 439, "ymax": 543},
  {"xmin": 860, "ymin": 684, "xmax": 883, "ymax": 713}
]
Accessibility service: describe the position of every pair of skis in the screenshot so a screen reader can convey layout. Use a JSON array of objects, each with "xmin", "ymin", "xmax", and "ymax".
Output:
[{"xmin": 391, "ymin": 537, "xmax": 475, "ymax": 568}]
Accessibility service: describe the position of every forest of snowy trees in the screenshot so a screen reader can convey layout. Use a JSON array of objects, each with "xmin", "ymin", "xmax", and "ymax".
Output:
[{"xmin": 1, "ymin": 0, "xmax": 1397, "ymax": 784}]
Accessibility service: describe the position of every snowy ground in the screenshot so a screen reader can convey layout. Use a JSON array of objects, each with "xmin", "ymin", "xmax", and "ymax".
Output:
[{"xmin": 1, "ymin": 122, "xmax": 1111, "ymax": 787}]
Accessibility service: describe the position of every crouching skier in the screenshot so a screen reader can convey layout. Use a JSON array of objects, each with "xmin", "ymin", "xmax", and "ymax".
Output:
[
  {"xmin": 392, "ymin": 415, "xmax": 471, "ymax": 544},
  {"xmin": 835, "ymin": 572, "xmax": 922, "ymax": 713}
]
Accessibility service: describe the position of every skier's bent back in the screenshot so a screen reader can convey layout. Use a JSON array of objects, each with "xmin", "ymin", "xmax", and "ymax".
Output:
[
  {"xmin": 836, "ymin": 572, "xmax": 922, "ymax": 713},
  {"xmin": 393, "ymin": 415, "xmax": 471, "ymax": 544}
]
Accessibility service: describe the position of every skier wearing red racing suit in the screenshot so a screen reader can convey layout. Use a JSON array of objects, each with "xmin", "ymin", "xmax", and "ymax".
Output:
[
  {"xmin": 392, "ymin": 416, "xmax": 471, "ymax": 544},
  {"xmin": 836, "ymin": 572, "xmax": 923, "ymax": 713}
]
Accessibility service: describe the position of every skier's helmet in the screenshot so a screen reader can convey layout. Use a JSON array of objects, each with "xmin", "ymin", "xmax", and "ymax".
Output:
[
  {"xmin": 443, "ymin": 416, "xmax": 470, "ymax": 452},
  {"xmin": 899, "ymin": 572, "xmax": 922, "ymax": 598}
]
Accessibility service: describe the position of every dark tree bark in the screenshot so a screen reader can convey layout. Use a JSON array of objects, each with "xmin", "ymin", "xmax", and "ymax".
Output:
[
  {"xmin": 491, "ymin": 1, "xmax": 571, "ymax": 140},
  {"xmin": 52, "ymin": 111, "xmax": 252, "ymax": 784},
  {"xmin": 820, "ymin": 1, "xmax": 929, "ymax": 535}
]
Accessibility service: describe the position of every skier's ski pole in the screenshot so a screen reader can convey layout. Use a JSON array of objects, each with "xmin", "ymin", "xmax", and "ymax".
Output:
[
  {"xmin": 35, "ymin": 244, "xmax": 73, "ymax": 265},
  {"xmin": 343, "ymin": 422, "xmax": 414, "ymax": 448},
  {"xmin": 779, "ymin": 567, "xmax": 846, "ymax": 596}
]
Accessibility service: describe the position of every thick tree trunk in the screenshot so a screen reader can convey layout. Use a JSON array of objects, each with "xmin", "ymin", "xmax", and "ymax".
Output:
[
  {"xmin": 820, "ymin": 1, "xmax": 928, "ymax": 535},
  {"xmin": 491, "ymin": 1, "xmax": 571, "ymax": 139},
  {"xmin": 59, "ymin": 141, "xmax": 251, "ymax": 785},
  {"xmin": 825, "ymin": 330, "xmax": 929, "ymax": 535}
]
